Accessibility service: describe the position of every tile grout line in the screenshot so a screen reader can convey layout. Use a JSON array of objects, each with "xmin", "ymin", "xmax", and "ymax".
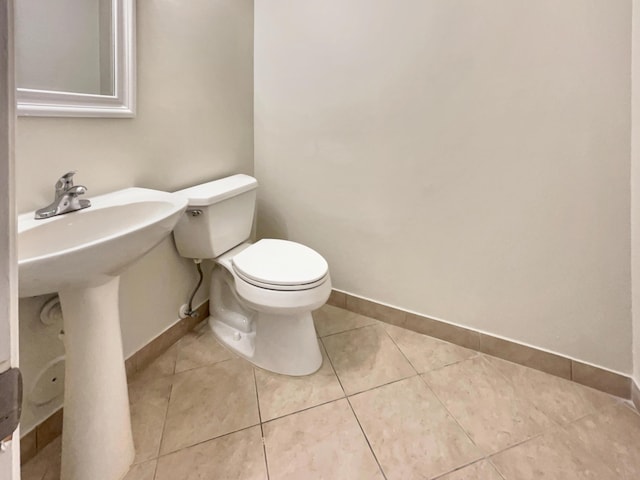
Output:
[
  {"xmin": 261, "ymin": 395, "xmax": 348, "ymax": 425},
  {"xmin": 256, "ymin": 371, "xmax": 430, "ymax": 427},
  {"xmin": 382, "ymin": 318, "xmax": 509, "ymax": 479},
  {"xmin": 377, "ymin": 320, "xmax": 420, "ymax": 376},
  {"xmin": 149, "ymin": 355, "xmax": 261, "ymax": 460},
  {"xmin": 319, "ymin": 336, "xmax": 389, "ymax": 480},
  {"xmin": 252, "ymin": 368, "xmax": 271, "ymax": 480},
  {"xmin": 563, "ymin": 401, "xmax": 615, "ymax": 426},
  {"xmin": 151, "ymin": 342, "xmax": 180, "ymax": 480},
  {"xmin": 155, "ymin": 423, "xmax": 263, "ymax": 460},
  {"xmin": 318, "ymin": 336, "xmax": 347, "ymax": 396},
  {"xmin": 345, "ymin": 374, "xmax": 416, "ymax": 397},
  {"xmin": 417, "ymin": 357, "xmax": 559, "ymax": 474},
  {"xmin": 320, "ymin": 335, "xmax": 415, "ymax": 398},
  {"xmin": 482, "ymin": 353, "xmax": 623, "ymax": 428},
  {"xmin": 474, "ymin": 353, "xmax": 564, "ymax": 435},
  {"xmin": 26, "ymin": 305, "xmax": 637, "ymax": 479},
  {"xmin": 420, "ymin": 356, "xmax": 571, "ymax": 464},
  {"xmin": 430, "ymin": 458, "xmax": 500, "ymax": 480},
  {"xmin": 318, "ymin": 318, "xmax": 380, "ymax": 339},
  {"xmin": 133, "ymin": 338, "xmax": 253, "ymax": 476},
  {"xmin": 322, "ymin": 321, "xmax": 419, "ymax": 396},
  {"xmin": 486, "ymin": 457, "xmax": 508, "ymax": 480},
  {"xmin": 322, "ymin": 308, "xmax": 481, "ymax": 373},
  {"xmin": 486, "ymin": 430, "xmax": 547, "ymax": 460},
  {"xmin": 344, "ymin": 397, "xmax": 389, "ymax": 480},
  {"xmin": 476, "ymin": 356, "xmax": 569, "ymax": 434},
  {"xmin": 334, "ymin": 301, "xmax": 635, "ymax": 400},
  {"xmin": 416, "ymin": 373, "xmax": 484, "ymax": 459},
  {"xmin": 171, "ymin": 356, "xmax": 236, "ymax": 378},
  {"xmin": 173, "ymin": 355, "xmax": 237, "ymax": 376}
]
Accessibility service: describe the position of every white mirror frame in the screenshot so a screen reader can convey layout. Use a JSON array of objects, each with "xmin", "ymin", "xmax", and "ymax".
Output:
[{"xmin": 17, "ymin": 0, "xmax": 136, "ymax": 118}]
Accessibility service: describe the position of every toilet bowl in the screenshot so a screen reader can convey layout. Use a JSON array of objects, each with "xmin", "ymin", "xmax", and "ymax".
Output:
[{"xmin": 172, "ymin": 174, "xmax": 330, "ymax": 376}]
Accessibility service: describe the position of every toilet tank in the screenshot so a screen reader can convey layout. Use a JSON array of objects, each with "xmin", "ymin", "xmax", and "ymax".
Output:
[{"xmin": 172, "ymin": 174, "xmax": 258, "ymax": 259}]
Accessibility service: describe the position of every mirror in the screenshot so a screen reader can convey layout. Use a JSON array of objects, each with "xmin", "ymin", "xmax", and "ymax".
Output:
[{"xmin": 15, "ymin": 0, "xmax": 136, "ymax": 118}]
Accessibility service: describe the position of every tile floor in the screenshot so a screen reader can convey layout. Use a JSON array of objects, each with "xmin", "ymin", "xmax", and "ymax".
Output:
[{"xmin": 22, "ymin": 304, "xmax": 640, "ymax": 480}]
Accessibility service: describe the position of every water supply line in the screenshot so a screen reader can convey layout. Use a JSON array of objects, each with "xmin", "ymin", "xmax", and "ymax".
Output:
[{"xmin": 184, "ymin": 259, "xmax": 204, "ymax": 318}]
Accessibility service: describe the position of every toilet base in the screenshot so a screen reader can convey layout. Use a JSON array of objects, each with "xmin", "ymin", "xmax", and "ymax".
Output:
[{"xmin": 209, "ymin": 310, "xmax": 322, "ymax": 376}]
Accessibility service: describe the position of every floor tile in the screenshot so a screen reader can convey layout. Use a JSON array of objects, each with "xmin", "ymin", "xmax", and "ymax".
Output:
[
  {"xmin": 491, "ymin": 425, "xmax": 618, "ymax": 479},
  {"xmin": 123, "ymin": 460, "xmax": 157, "ymax": 480},
  {"xmin": 422, "ymin": 356, "xmax": 554, "ymax": 454},
  {"xmin": 128, "ymin": 370, "xmax": 174, "ymax": 464},
  {"xmin": 130, "ymin": 394, "xmax": 168, "ymax": 464},
  {"xmin": 21, "ymin": 437, "xmax": 61, "ymax": 480},
  {"xmin": 350, "ymin": 376, "xmax": 481, "ymax": 480},
  {"xmin": 155, "ymin": 426, "xmax": 267, "ymax": 480},
  {"xmin": 322, "ymin": 324, "xmax": 415, "ymax": 395},
  {"xmin": 23, "ymin": 314, "xmax": 634, "ymax": 480},
  {"xmin": 562, "ymin": 404, "xmax": 640, "ymax": 479},
  {"xmin": 383, "ymin": 323, "xmax": 476, "ymax": 373},
  {"xmin": 175, "ymin": 321, "xmax": 234, "ymax": 373},
  {"xmin": 263, "ymin": 398, "xmax": 383, "ymax": 480},
  {"xmin": 255, "ymin": 343, "xmax": 344, "ymax": 421},
  {"xmin": 485, "ymin": 355, "xmax": 614, "ymax": 425},
  {"xmin": 437, "ymin": 460, "xmax": 503, "ymax": 480},
  {"xmin": 160, "ymin": 359, "xmax": 259, "ymax": 454},
  {"xmin": 131, "ymin": 343, "xmax": 178, "ymax": 384},
  {"xmin": 313, "ymin": 304, "xmax": 378, "ymax": 337},
  {"xmin": 128, "ymin": 374, "xmax": 173, "ymax": 409}
]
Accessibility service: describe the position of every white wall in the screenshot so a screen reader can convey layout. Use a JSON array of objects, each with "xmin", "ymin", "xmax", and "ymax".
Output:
[
  {"xmin": 633, "ymin": 0, "xmax": 640, "ymax": 389},
  {"xmin": 17, "ymin": 0, "xmax": 254, "ymax": 432},
  {"xmin": 255, "ymin": 0, "xmax": 632, "ymax": 373},
  {"xmin": 0, "ymin": 0, "xmax": 15, "ymax": 375},
  {"xmin": 0, "ymin": 0, "xmax": 20, "ymax": 476}
]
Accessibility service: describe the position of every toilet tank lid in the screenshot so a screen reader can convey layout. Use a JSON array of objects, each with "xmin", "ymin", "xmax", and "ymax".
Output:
[{"xmin": 174, "ymin": 174, "xmax": 258, "ymax": 207}]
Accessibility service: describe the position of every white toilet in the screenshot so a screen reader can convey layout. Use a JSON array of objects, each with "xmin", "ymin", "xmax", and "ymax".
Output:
[{"xmin": 172, "ymin": 174, "xmax": 331, "ymax": 376}]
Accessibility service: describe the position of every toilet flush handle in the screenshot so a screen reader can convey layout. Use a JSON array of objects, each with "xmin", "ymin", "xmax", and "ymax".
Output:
[{"xmin": 187, "ymin": 209, "xmax": 203, "ymax": 217}]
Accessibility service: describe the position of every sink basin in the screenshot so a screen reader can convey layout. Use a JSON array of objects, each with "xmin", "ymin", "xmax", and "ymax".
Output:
[
  {"xmin": 19, "ymin": 187, "xmax": 187, "ymax": 297},
  {"xmin": 18, "ymin": 187, "xmax": 187, "ymax": 480}
]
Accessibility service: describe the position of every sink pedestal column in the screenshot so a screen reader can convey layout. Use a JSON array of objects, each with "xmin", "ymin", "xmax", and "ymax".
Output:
[{"xmin": 58, "ymin": 276, "xmax": 135, "ymax": 480}]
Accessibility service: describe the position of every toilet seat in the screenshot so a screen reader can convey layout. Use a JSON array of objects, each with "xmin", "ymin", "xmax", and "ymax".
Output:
[{"xmin": 232, "ymin": 239, "xmax": 329, "ymax": 291}]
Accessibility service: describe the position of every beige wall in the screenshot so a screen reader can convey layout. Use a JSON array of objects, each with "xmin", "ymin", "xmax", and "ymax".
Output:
[
  {"xmin": 255, "ymin": 0, "xmax": 632, "ymax": 373},
  {"xmin": 17, "ymin": 0, "xmax": 253, "ymax": 432},
  {"xmin": 633, "ymin": 0, "xmax": 640, "ymax": 388}
]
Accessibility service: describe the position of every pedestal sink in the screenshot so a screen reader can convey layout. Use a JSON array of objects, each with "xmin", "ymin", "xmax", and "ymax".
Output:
[{"xmin": 18, "ymin": 188, "xmax": 187, "ymax": 480}]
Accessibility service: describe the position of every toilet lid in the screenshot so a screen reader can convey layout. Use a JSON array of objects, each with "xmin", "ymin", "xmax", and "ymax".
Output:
[{"xmin": 232, "ymin": 239, "xmax": 329, "ymax": 287}]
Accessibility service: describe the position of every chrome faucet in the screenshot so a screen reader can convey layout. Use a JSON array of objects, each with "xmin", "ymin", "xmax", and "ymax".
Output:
[{"xmin": 35, "ymin": 171, "xmax": 91, "ymax": 219}]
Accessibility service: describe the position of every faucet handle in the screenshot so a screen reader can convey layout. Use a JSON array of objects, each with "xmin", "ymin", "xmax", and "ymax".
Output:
[
  {"xmin": 55, "ymin": 171, "xmax": 77, "ymax": 195},
  {"xmin": 66, "ymin": 185, "xmax": 87, "ymax": 196}
]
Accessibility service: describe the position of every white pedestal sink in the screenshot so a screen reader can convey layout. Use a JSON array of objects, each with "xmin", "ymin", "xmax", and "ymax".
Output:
[{"xmin": 18, "ymin": 188, "xmax": 187, "ymax": 480}]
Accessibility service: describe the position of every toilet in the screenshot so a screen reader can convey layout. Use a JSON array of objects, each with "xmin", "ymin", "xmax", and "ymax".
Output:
[{"xmin": 172, "ymin": 174, "xmax": 331, "ymax": 376}]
